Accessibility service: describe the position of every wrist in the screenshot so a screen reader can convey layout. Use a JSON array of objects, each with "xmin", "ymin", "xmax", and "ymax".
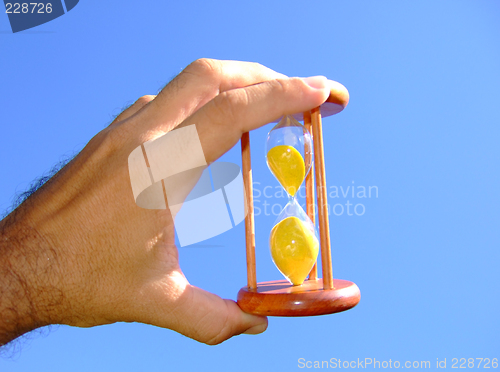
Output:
[{"xmin": 0, "ymin": 206, "xmax": 68, "ymax": 346}]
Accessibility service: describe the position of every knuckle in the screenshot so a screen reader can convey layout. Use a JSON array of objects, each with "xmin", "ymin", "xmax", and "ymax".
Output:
[
  {"xmin": 95, "ymin": 127, "xmax": 127, "ymax": 155},
  {"xmin": 203, "ymin": 314, "xmax": 232, "ymax": 346},
  {"xmin": 135, "ymin": 95, "xmax": 155, "ymax": 106},
  {"xmin": 252, "ymin": 61, "xmax": 264, "ymax": 68},
  {"xmin": 249, "ymin": 61, "xmax": 265, "ymax": 71},
  {"xmin": 204, "ymin": 335, "xmax": 224, "ymax": 346},
  {"xmin": 270, "ymin": 77, "xmax": 288, "ymax": 95},
  {"xmin": 184, "ymin": 58, "xmax": 221, "ymax": 80},
  {"xmin": 210, "ymin": 89, "xmax": 249, "ymax": 125}
]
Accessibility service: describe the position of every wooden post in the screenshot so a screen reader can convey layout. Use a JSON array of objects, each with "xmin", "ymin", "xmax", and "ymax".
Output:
[
  {"xmin": 311, "ymin": 107, "xmax": 334, "ymax": 290},
  {"xmin": 241, "ymin": 132, "xmax": 257, "ymax": 289},
  {"xmin": 304, "ymin": 111, "xmax": 317, "ymax": 281}
]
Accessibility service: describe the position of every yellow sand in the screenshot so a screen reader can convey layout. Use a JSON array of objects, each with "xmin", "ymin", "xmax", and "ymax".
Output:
[
  {"xmin": 267, "ymin": 145, "xmax": 305, "ymax": 197},
  {"xmin": 270, "ymin": 216, "xmax": 319, "ymax": 286}
]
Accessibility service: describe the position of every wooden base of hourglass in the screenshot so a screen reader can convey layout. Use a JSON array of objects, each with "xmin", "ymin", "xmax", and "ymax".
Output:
[
  {"xmin": 237, "ymin": 85, "xmax": 359, "ymax": 317},
  {"xmin": 237, "ymin": 279, "xmax": 360, "ymax": 316}
]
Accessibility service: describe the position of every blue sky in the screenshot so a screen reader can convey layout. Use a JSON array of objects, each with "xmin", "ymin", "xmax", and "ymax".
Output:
[{"xmin": 1, "ymin": 1, "xmax": 499, "ymax": 371}]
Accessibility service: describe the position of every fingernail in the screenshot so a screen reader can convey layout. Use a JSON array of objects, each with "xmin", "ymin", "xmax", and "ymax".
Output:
[
  {"xmin": 301, "ymin": 76, "xmax": 328, "ymax": 90},
  {"xmin": 243, "ymin": 322, "xmax": 268, "ymax": 335}
]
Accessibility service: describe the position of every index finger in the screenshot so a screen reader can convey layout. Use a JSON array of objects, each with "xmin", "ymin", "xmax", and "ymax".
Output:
[
  {"xmin": 131, "ymin": 59, "xmax": 288, "ymax": 137},
  {"xmin": 178, "ymin": 76, "xmax": 336, "ymax": 165}
]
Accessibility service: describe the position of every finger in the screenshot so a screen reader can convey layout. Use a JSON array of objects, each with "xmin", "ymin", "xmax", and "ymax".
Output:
[
  {"xmin": 184, "ymin": 75, "xmax": 336, "ymax": 164},
  {"xmin": 109, "ymin": 95, "xmax": 156, "ymax": 126},
  {"xmin": 168, "ymin": 285, "xmax": 268, "ymax": 345},
  {"xmin": 131, "ymin": 59, "xmax": 287, "ymax": 134}
]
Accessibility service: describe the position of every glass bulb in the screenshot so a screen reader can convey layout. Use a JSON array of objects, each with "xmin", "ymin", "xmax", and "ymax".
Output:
[
  {"xmin": 266, "ymin": 115, "xmax": 313, "ymax": 197},
  {"xmin": 269, "ymin": 199, "xmax": 319, "ymax": 286}
]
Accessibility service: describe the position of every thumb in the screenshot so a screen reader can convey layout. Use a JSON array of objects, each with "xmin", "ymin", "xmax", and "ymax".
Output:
[{"xmin": 168, "ymin": 285, "xmax": 268, "ymax": 345}]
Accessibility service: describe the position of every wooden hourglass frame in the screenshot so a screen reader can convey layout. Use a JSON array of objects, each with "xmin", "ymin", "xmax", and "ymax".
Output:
[{"xmin": 237, "ymin": 84, "xmax": 361, "ymax": 316}]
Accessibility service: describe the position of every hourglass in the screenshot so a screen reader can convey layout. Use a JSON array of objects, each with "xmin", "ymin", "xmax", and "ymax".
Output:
[
  {"xmin": 266, "ymin": 115, "xmax": 318, "ymax": 286},
  {"xmin": 237, "ymin": 83, "xmax": 360, "ymax": 316}
]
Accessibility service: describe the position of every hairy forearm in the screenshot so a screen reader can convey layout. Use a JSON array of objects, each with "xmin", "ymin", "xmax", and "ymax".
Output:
[{"xmin": 0, "ymin": 207, "xmax": 63, "ymax": 347}]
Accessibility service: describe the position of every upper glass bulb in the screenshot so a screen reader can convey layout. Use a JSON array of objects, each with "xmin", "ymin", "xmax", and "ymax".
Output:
[{"xmin": 266, "ymin": 115, "xmax": 313, "ymax": 197}]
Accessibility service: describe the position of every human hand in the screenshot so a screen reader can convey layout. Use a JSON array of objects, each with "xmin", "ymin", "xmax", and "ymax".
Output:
[{"xmin": 0, "ymin": 59, "xmax": 345, "ymax": 345}]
